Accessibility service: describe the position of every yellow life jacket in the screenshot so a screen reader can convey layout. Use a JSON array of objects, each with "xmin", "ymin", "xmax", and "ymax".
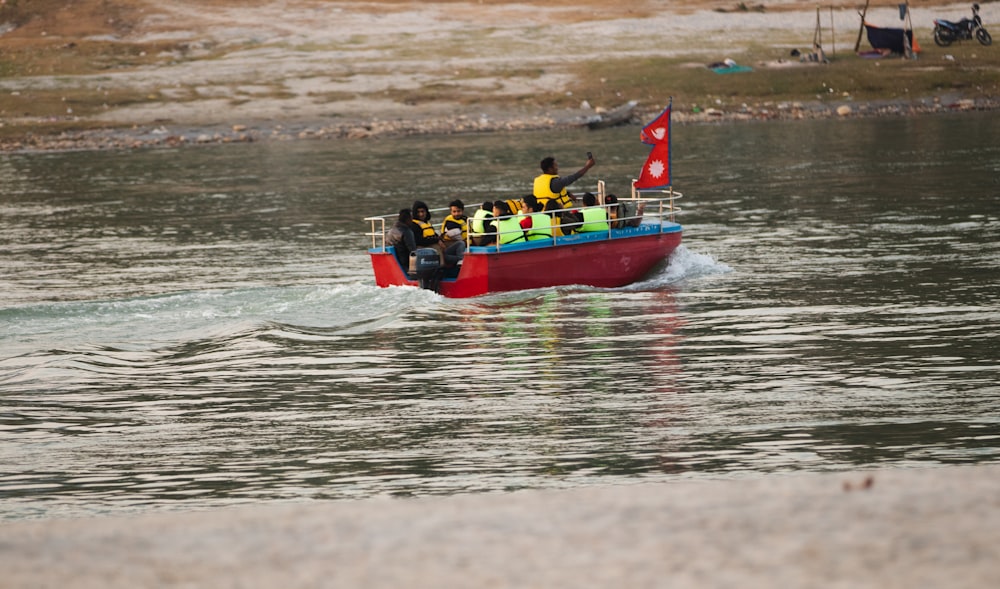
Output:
[
  {"xmin": 411, "ymin": 219, "xmax": 438, "ymax": 244},
  {"xmin": 533, "ymin": 173, "xmax": 571, "ymax": 210},
  {"xmin": 549, "ymin": 214, "xmax": 565, "ymax": 237},
  {"xmin": 499, "ymin": 198, "xmax": 522, "ymax": 218},
  {"xmin": 440, "ymin": 214, "xmax": 468, "ymax": 243},
  {"xmin": 553, "ymin": 193, "xmax": 574, "ymax": 210}
]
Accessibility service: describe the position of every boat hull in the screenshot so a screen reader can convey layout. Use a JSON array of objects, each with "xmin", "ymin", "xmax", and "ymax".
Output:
[{"xmin": 370, "ymin": 222, "xmax": 682, "ymax": 298}]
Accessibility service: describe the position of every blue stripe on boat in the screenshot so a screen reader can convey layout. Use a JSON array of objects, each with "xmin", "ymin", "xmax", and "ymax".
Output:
[
  {"xmin": 368, "ymin": 222, "xmax": 681, "ymax": 256},
  {"xmin": 466, "ymin": 221, "xmax": 681, "ymax": 254}
]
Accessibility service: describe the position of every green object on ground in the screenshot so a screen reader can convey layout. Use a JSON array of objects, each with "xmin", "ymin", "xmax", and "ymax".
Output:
[{"xmin": 711, "ymin": 65, "xmax": 754, "ymax": 74}]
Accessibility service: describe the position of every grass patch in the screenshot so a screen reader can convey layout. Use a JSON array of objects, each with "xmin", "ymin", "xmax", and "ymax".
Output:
[
  {"xmin": 564, "ymin": 43, "xmax": 1000, "ymax": 110},
  {"xmin": 0, "ymin": 39, "xmax": 222, "ymax": 77},
  {"xmin": 384, "ymin": 84, "xmax": 474, "ymax": 106},
  {"xmin": 0, "ymin": 85, "xmax": 159, "ymax": 119}
]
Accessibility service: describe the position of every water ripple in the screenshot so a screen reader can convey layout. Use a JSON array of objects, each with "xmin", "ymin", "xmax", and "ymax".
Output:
[{"xmin": 3, "ymin": 115, "xmax": 999, "ymax": 520}]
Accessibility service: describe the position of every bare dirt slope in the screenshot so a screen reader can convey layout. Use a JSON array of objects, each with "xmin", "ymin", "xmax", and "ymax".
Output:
[{"xmin": 1, "ymin": 0, "xmax": 998, "ymax": 144}]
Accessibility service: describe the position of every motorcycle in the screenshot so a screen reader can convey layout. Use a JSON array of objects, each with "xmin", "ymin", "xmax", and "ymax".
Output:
[{"xmin": 934, "ymin": 3, "xmax": 992, "ymax": 46}]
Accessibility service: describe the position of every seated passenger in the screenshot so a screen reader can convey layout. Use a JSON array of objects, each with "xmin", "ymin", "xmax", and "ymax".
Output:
[
  {"xmin": 578, "ymin": 192, "xmax": 610, "ymax": 233},
  {"xmin": 412, "ymin": 199, "xmax": 465, "ymax": 266},
  {"xmin": 496, "ymin": 197, "xmax": 522, "ymax": 221},
  {"xmin": 440, "ymin": 199, "xmax": 468, "ymax": 245},
  {"xmin": 605, "ymin": 193, "xmax": 622, "ymax": 229},
  {"xmin": 469, "ymin": 201, "xmax": 495, "ymax": 245},
  {"xmin": 410, "ymin": 200, "xmax": 439, "ymax": 248},
  {"xmin": 545, "ymin": 197, "xmax": 583, "ymax": 235},
  {"xmin": 616, "ymin": 195, "xmax": 646, "ymax": 228},
  {"xmin": 493, "ymin": 201, "xmax": 525, "ymax": 245},
  {"xmin": 518, "ymin": 195, "xmax": 552, "ymax": 241},
  {"xmin": 543, "ymin": 198, "xmax": 567, "ymax": 237},
  {"xmin": 385, "ymin": 208, "xmax": 416, "ymax": 269}
]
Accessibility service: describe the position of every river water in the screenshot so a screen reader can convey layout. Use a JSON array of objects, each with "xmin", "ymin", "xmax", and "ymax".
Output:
[{"xmin": 2, "ymin": 113, "xmax": 999, "ymax": 521}]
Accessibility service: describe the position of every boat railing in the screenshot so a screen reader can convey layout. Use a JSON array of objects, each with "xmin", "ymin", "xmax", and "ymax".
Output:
[
  {"xmin": 364, "ymin": 205, "xmax": 456, "ymax": 252},
  {"xmin": 476, "ymin": 191, "xmax": 682, "ymax": 252},
  {"xmin": 365, "ymin": 192, "xmax": 681, "ymax": 252},
  {"xmin": 364, "ymin": 215, "xmax": 389, "ymax": 251},
  {"xmin": 630, "ymin": 184, "xmax": 683, "ymax": 223}
]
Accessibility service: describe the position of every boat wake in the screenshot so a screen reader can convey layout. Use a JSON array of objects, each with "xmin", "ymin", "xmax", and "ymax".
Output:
[
  {"xmin": 627, "ymin": 245, "xmax": 732, "ymax": 291},
  {"xmin": 2, "ymin": 245, "xmax": 729, "ymax": 369},
  {"xmin": 0, "ymin": 282, "xmax": 436, "ymax": 358}
]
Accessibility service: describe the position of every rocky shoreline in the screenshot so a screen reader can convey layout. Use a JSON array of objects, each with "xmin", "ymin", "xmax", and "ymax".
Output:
[{"xmin": 2, "ymin": 95, "xmax": 996, "ymax": 154}]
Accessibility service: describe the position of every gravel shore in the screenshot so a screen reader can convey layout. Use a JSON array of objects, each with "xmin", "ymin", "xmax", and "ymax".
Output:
[
  {"xmin": 3, "ymin": 464, "xmax": 998, "ymax": 588},
  {"xmin": 4, "ymin": 95, "xmax": 998, "ymax": 153},
  {"xmin": 3, "ymin": 0, "xmax": 998, "ymax": 152}
]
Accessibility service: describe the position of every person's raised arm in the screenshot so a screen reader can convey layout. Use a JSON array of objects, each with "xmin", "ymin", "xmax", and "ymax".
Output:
[{"xmin": 550, "ymin": 154, "xmax": 596, "ymax": 193}]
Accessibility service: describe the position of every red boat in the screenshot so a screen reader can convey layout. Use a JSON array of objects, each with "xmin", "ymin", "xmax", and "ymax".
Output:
[
  {"xmin": 366, "ymin": 102, "xmax": 682, "ymax": 298},
  {"xmin": 365, "ymin": 190, "xmax": 682, "ymax": 298}
]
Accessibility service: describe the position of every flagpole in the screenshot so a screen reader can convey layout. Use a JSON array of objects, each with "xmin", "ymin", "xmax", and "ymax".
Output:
[{"xmin": 667, "ymin": 96, "xmax": 673, "ymax": 192}]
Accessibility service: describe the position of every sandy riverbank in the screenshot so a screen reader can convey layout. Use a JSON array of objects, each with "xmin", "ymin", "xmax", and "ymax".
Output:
[{"xmin": 3, "ymin": 464, "xmax": 998, "ymax": 588}]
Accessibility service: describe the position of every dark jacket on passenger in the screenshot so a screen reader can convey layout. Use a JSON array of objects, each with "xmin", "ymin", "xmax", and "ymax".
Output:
[{"xmin": 386, "ymin": 221, "xmax": 417, "ymax": 267}]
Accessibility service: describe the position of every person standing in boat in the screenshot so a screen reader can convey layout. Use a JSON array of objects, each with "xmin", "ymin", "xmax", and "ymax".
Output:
[
  {"xmin": 533, "ymin": 153, "xmax": 596, "ymax": 210},
  {"xmin": 518, "ymin": 195, "xmax": 553, "ymax": 241},
  {"xmin": 386, "ymin": 208, "xmax": 417, "ymax": 268},
  {"xmin": 469, "ymin": 201, "xmax": 495, "ymax": 245}
]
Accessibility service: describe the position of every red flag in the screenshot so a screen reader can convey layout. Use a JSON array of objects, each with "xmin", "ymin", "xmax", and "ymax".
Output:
[
  {"xmin": 639, "ymin": 104, "xmax": 671, "ymax": 146},
  {"xmin": 635, "ymin": 143, "xmax": 671, "ymax": 189},
  {"xmin": 635, "ymin": 103, "xmax": 672, "ymax": 189}
]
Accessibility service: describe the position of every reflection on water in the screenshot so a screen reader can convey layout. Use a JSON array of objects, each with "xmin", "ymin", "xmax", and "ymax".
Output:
[{"xmin": 1, "ymin": 113, "xmax": 999, "ymax": 520}]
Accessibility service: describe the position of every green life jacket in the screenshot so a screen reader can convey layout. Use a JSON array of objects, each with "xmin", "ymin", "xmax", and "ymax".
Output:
[
  {"xmin": 525, "ymin": 213, "xmax": 553, "ymax": 241},
  {"xmin": 579, "ymin": 207, "xmax": 609, "ymax": 233},
  {"xmin": 471, "ymin": 208, "xmax": 493, "ymax": 235},
  {"xmin": 497, "ymin": 216, "xmax": 526, "ymax": 244}
]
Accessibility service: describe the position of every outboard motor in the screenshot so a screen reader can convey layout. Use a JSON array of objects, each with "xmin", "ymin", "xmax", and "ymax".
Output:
[{"xmin": 411, "ymin": 248, "xmax": 441, "ymax": 292}]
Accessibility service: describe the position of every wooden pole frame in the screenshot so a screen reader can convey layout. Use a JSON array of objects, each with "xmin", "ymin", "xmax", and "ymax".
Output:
[
  {"xmin": 814, "ymin": 7, "xmax": 823, "ymax": 49},
  {"xmin": 903, "ymin": 0, "xmax": 916, "ymax": 59},
  {"xmin": 831, "ymin": 6, "xmax": 837, "ymax": 56},
  {"xmin": 854, "ymin": 0, "xmax": 872, "ymax": 52},
  {"xmin": 812, "ymin": 5, "xmax": 839, "ymax": 59}
]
